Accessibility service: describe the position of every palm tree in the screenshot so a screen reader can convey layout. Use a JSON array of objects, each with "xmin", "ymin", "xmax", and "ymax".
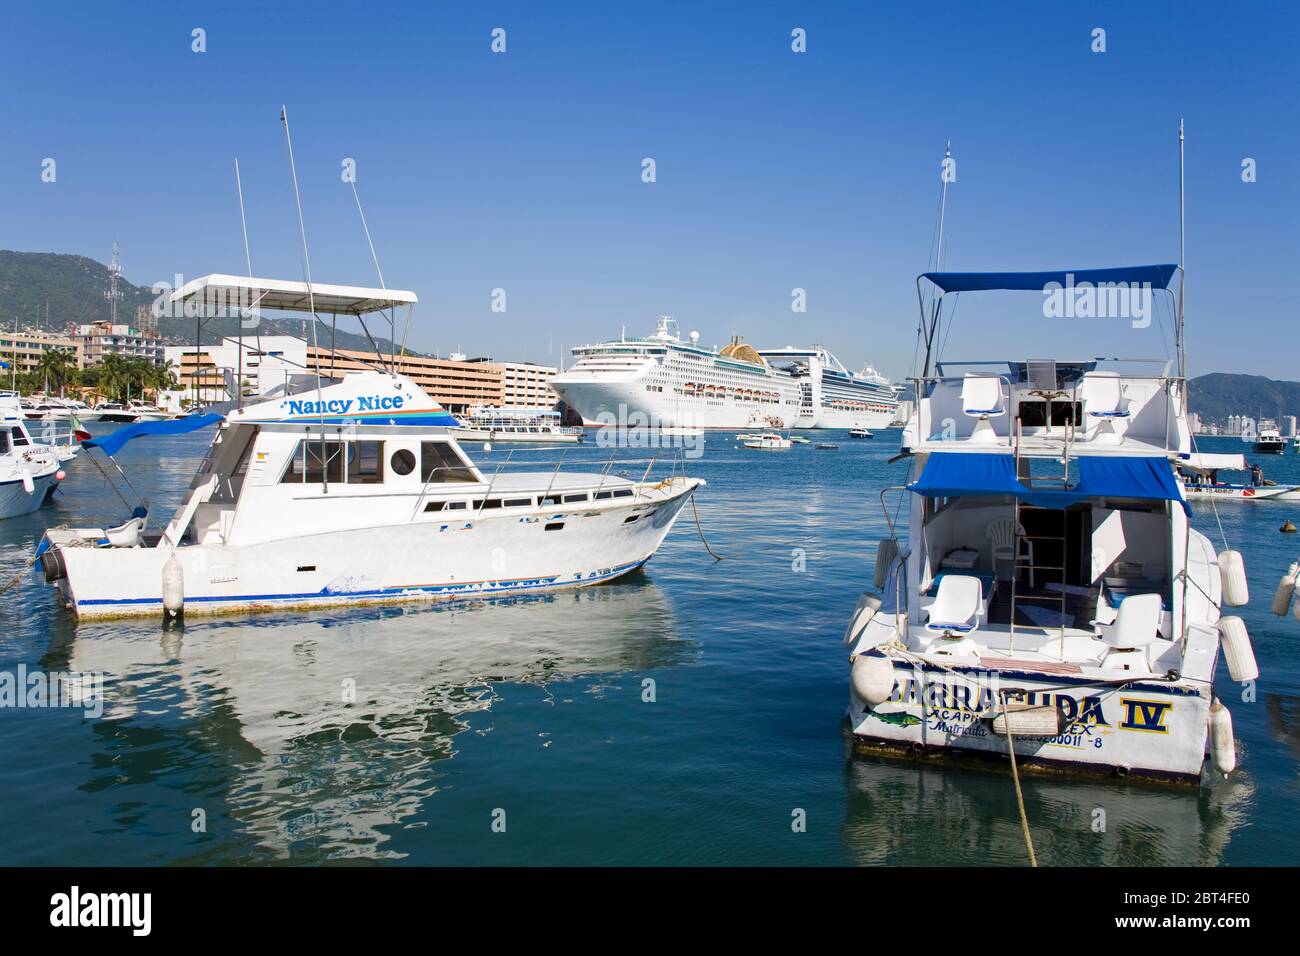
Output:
[{"xmin": 35, "ymin": 348, "xmax": 77, "ymax": 396}]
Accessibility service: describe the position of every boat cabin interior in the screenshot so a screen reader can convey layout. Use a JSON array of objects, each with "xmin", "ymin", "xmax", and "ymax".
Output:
[{"xmin": 901, "ymin": 481, "xmax": 1200, "ymax": 679}]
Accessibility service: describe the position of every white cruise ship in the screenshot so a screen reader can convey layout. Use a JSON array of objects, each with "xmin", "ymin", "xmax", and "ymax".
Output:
[
  {"xmin": 551, "ymin": 318, "xmax": 804, "ymax": 429},
  {"xmin": 758, "ymin": 346, "xmax": 900, "ymax": 429},
  {"xmin": 551, "ymin": 317, "xmax": 898, "ymax": 430}
]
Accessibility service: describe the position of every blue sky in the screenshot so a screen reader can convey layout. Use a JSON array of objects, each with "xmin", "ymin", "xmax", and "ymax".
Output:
[{"xmin": 1, "ymin": 1, "xmax": 1296, "ymax": 379}]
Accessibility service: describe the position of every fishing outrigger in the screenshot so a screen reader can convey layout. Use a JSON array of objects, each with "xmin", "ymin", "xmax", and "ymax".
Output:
[{"xmin": 844, "ymin": 126, "xmax": 1254, "ymax": 784}]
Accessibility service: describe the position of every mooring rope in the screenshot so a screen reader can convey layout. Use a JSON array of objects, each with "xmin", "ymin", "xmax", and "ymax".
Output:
[
  {"xmin": 690, "ymin": 493, "xmax": 722, "ymax": 561},
  {"xmin": 1000, "ymin": 692, "xmax": 1038, "ymax": 867}
]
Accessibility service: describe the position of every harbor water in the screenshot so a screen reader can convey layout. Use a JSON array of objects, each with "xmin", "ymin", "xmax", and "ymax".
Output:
[{"xmin": 1, "ymin": 429, "xmax": 1297, "ymax": 865}]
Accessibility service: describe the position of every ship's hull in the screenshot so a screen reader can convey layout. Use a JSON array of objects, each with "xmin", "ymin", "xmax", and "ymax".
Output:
[
  {"xmin": 1183, "ymin": 482, "xmax": 1300, "ymax": 501},
  {"xmin": 847, "ymin": 653, "xmax": 1212, "ymax": 784},
  {"xmin": 44, "ymin": 481, "xmax": 698, "ymax": 618},
  {"xmin": 554, "ymin": 379, "xmax": 799, "ymax": 429},
  {"xmin": 806, "ymin": 404, "xmax": 897, "ymax": 430}
]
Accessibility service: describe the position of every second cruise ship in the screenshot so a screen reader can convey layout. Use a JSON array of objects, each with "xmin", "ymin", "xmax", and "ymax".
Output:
[{"xmin": 551, "ymin": 317, "xmax": 899, "ymax": 430}]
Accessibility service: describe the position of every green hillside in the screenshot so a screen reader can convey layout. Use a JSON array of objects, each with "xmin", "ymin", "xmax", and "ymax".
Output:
[{"xmin": 1188, "ymin": 373, "xmax": 1300, "ymax": 426}]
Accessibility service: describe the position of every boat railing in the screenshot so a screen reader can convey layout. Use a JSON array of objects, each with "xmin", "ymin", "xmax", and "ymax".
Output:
[{"xmin": 412, "ymin": 447, "xmax": 694, "ymax": 520}]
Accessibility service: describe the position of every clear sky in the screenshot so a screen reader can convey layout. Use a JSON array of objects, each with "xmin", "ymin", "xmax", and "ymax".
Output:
[{"xmin": 2, "ymin": 1, "xmax": 1295, "ymax": 379}]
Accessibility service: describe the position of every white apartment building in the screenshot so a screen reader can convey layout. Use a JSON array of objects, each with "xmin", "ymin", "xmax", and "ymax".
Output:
[
  {"xmin": 468, "ymin": 358, "xmax": 559, "ymax": 409},
  {"xmin": 76, "ymin": 320, "xmax": 165, "ymax": 366},
  {"xmin": 163, "ymin": 335, "xmax": 310, "ymax": 409}
]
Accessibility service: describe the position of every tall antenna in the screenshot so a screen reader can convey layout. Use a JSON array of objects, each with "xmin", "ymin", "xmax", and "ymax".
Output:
[
  {"xmin": 105, "ymin": 240, "xmax": 122, "ymax": 326},
  {"xmin": 921, "ymin": 141, "xmax": 954, "ymax": 378},
  {"xmin": 234, "ymin": 158, "xmax": 254, "ymax": 409},
  {"xmin": 281, "ymin": 105, "xmax": 329, "ymax": 493},
  {"xmin": 348, "ymin": 179, "xmax": 398, "ymax": 373},
  {"xmin": 1177, "ymin": 119, "xmax": 1187, "ymax": 410}
]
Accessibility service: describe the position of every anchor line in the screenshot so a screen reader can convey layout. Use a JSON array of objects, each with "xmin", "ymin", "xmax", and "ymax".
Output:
[
  {"xmin": 1000, "ymin": 691, "xmax": 1038, "ymax": 868},
  {"xmin": 690, "ymin": 492, "xmax": 722, "ymax": 561}
]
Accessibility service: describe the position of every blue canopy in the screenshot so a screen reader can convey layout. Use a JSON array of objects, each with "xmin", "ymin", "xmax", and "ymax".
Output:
[
  {"xmin": 910, "ymin": 452, "xmax": 1190, "ymax": 514},
  {"xmin": 83, "ymin": 413, "xmax": 222, "ymax": 457},
  {"xmin": 920, "ymin": 264, "xmax": 1179, "ymax": 294}
]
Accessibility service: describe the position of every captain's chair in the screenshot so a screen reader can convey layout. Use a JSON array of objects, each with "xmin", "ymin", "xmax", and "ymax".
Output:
[
  {"xmin": 1079, "ymin": 371, "xmax": 1129, "ymax": 443},
  {"xmin": 960, "ymin": 374, "xmax": 1006, "ymax": 445},
  {"xmin": 924, "ymin": 574, "xmax": 983, "ymax": 634}
]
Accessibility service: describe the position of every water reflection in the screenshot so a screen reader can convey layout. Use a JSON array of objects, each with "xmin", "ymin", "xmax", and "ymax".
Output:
[
  {"xmin": 842, "ymin": 750, "xmax": 1254, "ymax": 866},
  {"xmin": 45, "ymin": 581, "xmax": 688, "ymax": 862}
]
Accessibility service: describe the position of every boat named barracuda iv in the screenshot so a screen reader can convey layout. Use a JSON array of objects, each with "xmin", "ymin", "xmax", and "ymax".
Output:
[
  {"xmin": 844, "ymin": 247, "xmax": 1254, "ymax": 783},
  {"xmin": 37, "ymin": 277, "xmax": 704, "ymax": 618},
  {"xmin": 550, "ymin": 317, "xmax": 898, "ymax": 430}
]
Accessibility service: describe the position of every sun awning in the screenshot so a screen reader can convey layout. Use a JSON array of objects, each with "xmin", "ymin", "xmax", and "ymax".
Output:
[
  {"xmin": 909, "ymin": 452, "xmax": 1190, "ymax": 514},
  {"xmin": 920, "ymin": 264, "xmax": 1179, "ymax": 294},
  {"xmin": 82, "ymin": 414, "xmax": 223, "ymax": 457},
  {"xmin": 1181, "ymin": 452, "xmax": 1247, "ymax": 473},
  {"xmin": 169, "ymin": 275, "xmax": 417, "ymax": 316}
]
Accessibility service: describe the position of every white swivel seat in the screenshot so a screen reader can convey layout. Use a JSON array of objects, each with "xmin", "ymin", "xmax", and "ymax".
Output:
[
  {"xmin": 960, "ymin": 374, "xmax": 1006, "ymax": 445},
  {"xmin": 924, "ymin": 574, "xmax": 983, "ymax": 635},
  {"xmin": 1093, "ymin": 592, "xmax": 1162, "ymax": 650},
  {"xmin": 1079, "ymin": 371, "xmax": 1129, "ymax": 443}
]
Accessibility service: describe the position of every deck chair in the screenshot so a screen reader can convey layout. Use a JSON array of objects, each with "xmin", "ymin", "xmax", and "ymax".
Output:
[
  {"xmin": 1079, "ymin": 371, "xmax": 1129, "ymax": 443},
  {"xmin": 960, "ymin": 374, "xmax": 1006, "ymax": 445},
  {"xmin": 924, "ymin": 574, "xmax": 983, "ymax": 634},
  {"xmin": 1092, "ymin": 593, "xmax": 1162, "ymax": 649},
  {"xmin": 987, "ymin": 517, "xmax": 1034, "ymax": 588}
]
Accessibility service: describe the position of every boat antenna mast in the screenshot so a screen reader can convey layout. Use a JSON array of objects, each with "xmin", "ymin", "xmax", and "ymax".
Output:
[
  {"xmin": 234, "ymin": 157, "xmax": 257, "ymax": 410},
  {"xmin": 281, "ymin": 105, "xmax": 330, "ymax": 493},
  {"xmin": 1176, "ymin": 118, "xmax": 1187, "ymax": 412},
  {"xmin": 919, "ymin": 141, "xmax": 953, "ymax": 378}
]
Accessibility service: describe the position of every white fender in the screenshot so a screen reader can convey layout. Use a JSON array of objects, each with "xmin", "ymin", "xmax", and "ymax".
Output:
[
  {"xmin": 842, "ymin": 592, "xmax": 882, "ymax": 647},
  {"xmin": 20, "ymin": 467, "xmax": 34, "ymax": 495},
  {"xmin": 162, "ymin": 552, "xmax": 185, "ymax": 616},
  {"xmin": 873, "ymin": 538, "xmax": 899, "ymax": 589},
  {"xmin": 1209, "ymin": 698, "xmax": 1236, "ymax": 777},
  {"xmin": 1217, "ymin": 616, "xmax": 1258, "ymax": 682},
  {"xmin": 1217, "ymin": 549, "xmax": 1249, "ymax": 607},
  {"xmin": 850, "ymin": 654, "xmax": 895, "ymax": 706},
  {"xmin": 1272, "ymin": 562, "xmax": 1298, "ymax": 617}
]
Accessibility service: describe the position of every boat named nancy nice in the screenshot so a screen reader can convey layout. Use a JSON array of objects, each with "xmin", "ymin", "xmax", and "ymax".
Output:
[{"xmin": 37, "ymin": 276, "xmax": 704, "ymax": 618}]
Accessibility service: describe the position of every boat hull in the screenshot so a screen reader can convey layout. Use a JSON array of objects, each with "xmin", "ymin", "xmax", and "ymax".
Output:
[
  {"xmin": 0, "ymin": 469, "xmax": 60, "ymax": 519},
  {"xmin": 847, "ymin": 653, "xmax": 1212, "ymax": 784},
  {"xmin": 1183, "ymin": 483, "xmax": 1300, "ymax": 501},
  {"xmin": 47, "ymin": 482, "xmax": 699, "ymax": 618}
]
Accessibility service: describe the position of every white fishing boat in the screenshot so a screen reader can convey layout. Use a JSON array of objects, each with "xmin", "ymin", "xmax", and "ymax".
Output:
[
  {"xmin": 0, "ymin": 391, "xmax": 67, "ymax": 519},
  {"xmin": 789, "ymin": 435, "xmax": 812, "ymax": 445},
  {"xmin": 1177, "ymin": 452, "xmax": 1300, "ymax": 501},
  {"xmin": 37, "ymin": 276, "xmax": 705, "ymax": 619},
  {"xmin": 126, "ymin": 401, "xmax": 171, "ymax": 423},
  {"xmin": 844, "ymin": 127, "xmax": 1252, "ymax": 786},
  {"xmin": 849, "ymin": 428, "xmax": 873, "ymax": 439},
  {"xmin": 741, "ymin": 432, "xmax": 791, "ymax": 450},
  {"xmin": 92, "ymin": 401, "xmax": 138, "ymax": 423},
  {"xmin": 450, "ymin": 406, "xmax": 582, "ymax": 443}
]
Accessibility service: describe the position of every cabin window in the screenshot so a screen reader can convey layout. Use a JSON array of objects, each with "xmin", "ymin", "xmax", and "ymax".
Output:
[
  {"xmin": 595, "ymin": 490, "xmax": 613, "ymax": 500},
  {"xmin": 562, "ymin": 493, "xmax": 588, "ymax": 503},
  {"xmin": 420, "ymin": 441, "xmax": 477, "ymax": 483},
  {"xmin": 347, "ymin": 440, "xmax": 384, "ymax": 484},
  {"xmin": 0, "ymin": 431, "xmax": 9, "ymax": 454},
  {"xmin": 445, "ymin": 501, "xmax": 467, "ymax": 510},
  {"xmin": 10, "ymin": 427, "xmax": 29, "ymax": 447},
  {"xmin": 542, "ymin": 494, "xmax": 562, "ymax": 506},
  {"xmin": 504, "ymin": 498, "xmax": 532, "ymax": 508},
  {"xmin": 424, "ymin": 500, "xmax": 445, "ymax": 512},
  {"xmin": 474, "ymin": 498, "xmax": 503, "ymax": 510},
  {"xmin": 613, "ymin": 489, "xmax": 633, "ymax": 498},
  {"xmin": 305, "ymin": 441, "xmax": 345, "ymax": 483},
  {"xmin": 390, "ymin": 448, "xmax": 417, "ymax": 476}
]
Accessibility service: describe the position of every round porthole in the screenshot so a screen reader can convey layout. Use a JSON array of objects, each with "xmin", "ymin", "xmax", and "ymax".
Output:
[{"xmin": 390, "ymin": 448, "xmax": 417, "ymax": 476}]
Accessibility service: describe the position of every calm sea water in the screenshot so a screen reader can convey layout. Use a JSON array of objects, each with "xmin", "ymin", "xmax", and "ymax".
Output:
[{"xmin": 1, "ymin": 428, "xmax": 1298, "ymax": 865}]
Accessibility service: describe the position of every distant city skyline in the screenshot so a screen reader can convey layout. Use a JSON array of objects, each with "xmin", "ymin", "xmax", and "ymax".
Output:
[{"xmin": 2, "ymin": 2, "xmax": 1296, "ymax": 380}]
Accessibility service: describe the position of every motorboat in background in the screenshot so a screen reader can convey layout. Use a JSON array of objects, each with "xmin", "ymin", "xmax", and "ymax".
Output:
[
  {"xmin": 39, "ymin": 276, "xmax": 705, "ymax": 619},
  {"xmin": 92, "ymin": 401, "xmax": 138, "ymax": 423},
  {"xmin": 1254, "ymin": 424, "xmax": 1286, "ymax": 454},
  {"xmin": 1, "ymin": 391, "xmax": 68, "ymax": 519},
  {"xmin": 450, "ymin": 406, "xmax": 582, "ymax": 444},
  {"xmin": 741, "ymin": 433, "xmax": 791, "ymax": 450}
]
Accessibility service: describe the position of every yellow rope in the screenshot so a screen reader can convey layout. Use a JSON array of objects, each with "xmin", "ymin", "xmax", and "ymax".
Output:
[{"xmin": 1000, "ymin": 693, "xmax": 1038, "ymax": 867}]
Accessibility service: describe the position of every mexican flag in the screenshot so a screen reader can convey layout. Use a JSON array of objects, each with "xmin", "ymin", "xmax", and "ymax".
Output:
[{"xmin": 69, "ymin": 412, "xmax": 92, "ymax": 443}]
